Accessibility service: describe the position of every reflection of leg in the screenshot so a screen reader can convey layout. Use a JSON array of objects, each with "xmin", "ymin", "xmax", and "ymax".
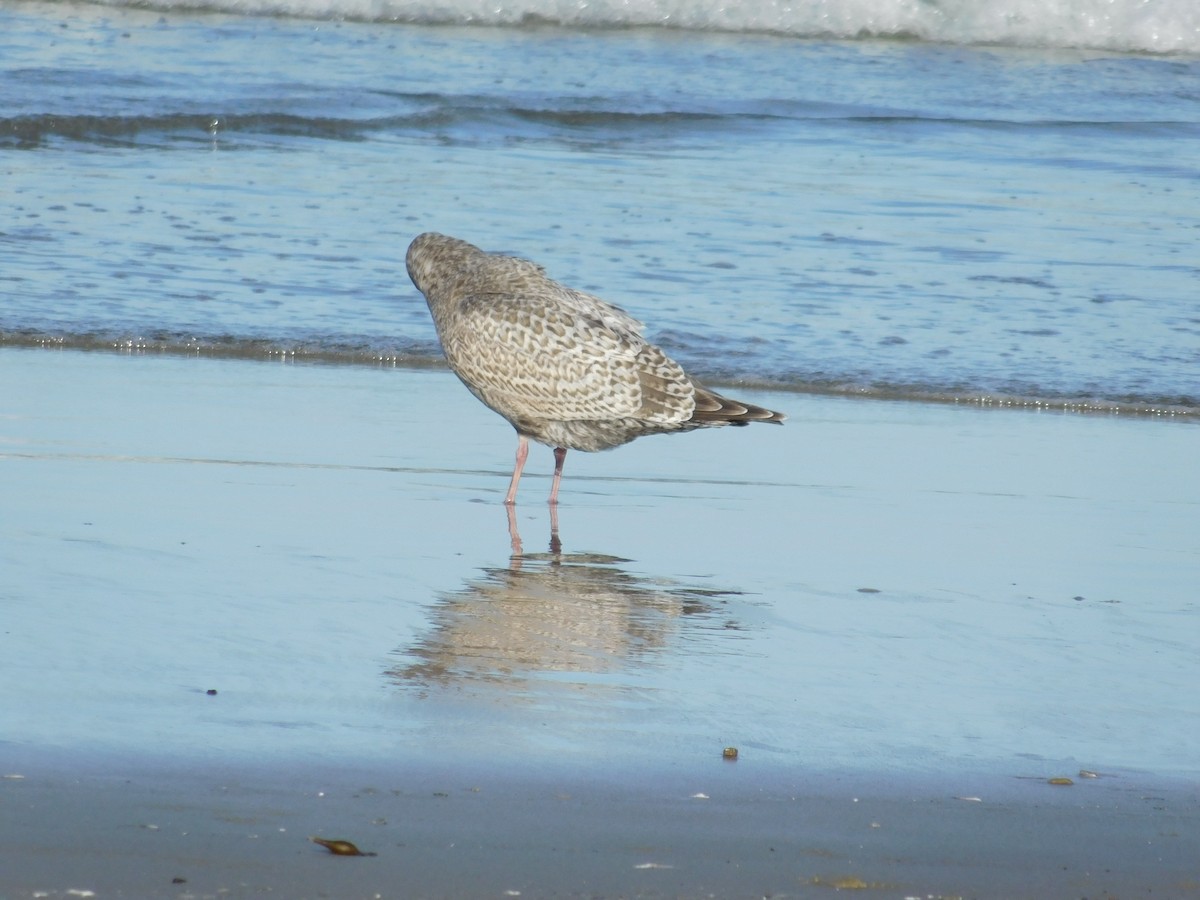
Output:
[
  {"xmin": 504, "ymin": 434, "xmax": 530, "ymax": 505},
  {"xmin": 506, "ymin": 502, "xmax": 523, "ymax": 559},
  {"xmin": 549, "ymin": 446, "xmax": 567, "ymax": 505},
  {"xmin": 549, "ymin": 502, "xmax": 561, "ymax": 555}
]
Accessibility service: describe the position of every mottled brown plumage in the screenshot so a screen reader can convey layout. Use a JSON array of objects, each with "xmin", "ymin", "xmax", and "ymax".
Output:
[{"xmin": 406, "ymin": 232, "xmax": 784, "ymax": 504}]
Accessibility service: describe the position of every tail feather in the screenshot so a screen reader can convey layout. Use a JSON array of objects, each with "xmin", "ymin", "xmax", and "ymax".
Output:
[{"xmin": 690, "ymin": 385, "xmax": 785, "ymax": 425}]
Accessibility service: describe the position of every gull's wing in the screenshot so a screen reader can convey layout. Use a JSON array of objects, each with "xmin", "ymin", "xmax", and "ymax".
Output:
[{"xmin": 439, "ymin": 291, "xmax": 693, "ymax": 426}]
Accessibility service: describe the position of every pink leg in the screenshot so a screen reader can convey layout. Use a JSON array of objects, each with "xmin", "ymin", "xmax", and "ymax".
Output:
[
  {"xmin": 504, "ymin": 434, "xmax": 529, "ymax": 505},
  {"xmin": 549, "ymin": 501, "xmax": 561, "ymax": 554},
  {"xmin": 548, "ymin": 446, "xmax": 567, "ymax": 506}
]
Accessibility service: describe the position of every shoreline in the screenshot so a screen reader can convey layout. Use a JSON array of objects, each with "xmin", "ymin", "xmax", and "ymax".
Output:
[{"xmin": 3, "ymin": 338, "xmax": 1195, "ymax": 421}]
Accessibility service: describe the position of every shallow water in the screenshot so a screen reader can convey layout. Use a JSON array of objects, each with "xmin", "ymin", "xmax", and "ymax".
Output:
[
  {"xmin": 2, "ymin": 0, "xmax": 1199, "ymax": 414},
  {"xmin": 4, "ymin": 349, "xmax": 1197, "ymax": 778}
]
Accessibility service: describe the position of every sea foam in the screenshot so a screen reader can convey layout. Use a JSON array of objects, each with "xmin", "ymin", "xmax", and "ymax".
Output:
[{"xmin": 77, "ymin": 0, "xmax": 1200, "ymax": 54}]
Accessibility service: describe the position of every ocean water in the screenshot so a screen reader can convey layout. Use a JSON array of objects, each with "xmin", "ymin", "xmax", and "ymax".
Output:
[{"xmin": 2, "ymin": 0, "xmax": 1199, "ymax": 415}]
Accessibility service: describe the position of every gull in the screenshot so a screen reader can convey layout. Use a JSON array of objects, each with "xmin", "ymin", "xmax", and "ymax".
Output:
[{"xmin": 406, "ymin": 232, "xmax": 784, "ymax": 504}]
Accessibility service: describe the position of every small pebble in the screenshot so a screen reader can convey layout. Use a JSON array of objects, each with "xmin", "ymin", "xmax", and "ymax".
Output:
[
  {"xmin": 311, "ymin": 836, "xmax": 376, "ymax": 856},
  {"xmin": 722, "ymin": 746, "xmax": 738, "ymax": 760}
]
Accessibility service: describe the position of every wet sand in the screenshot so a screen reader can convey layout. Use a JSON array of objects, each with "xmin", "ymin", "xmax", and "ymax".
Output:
[
  {"xmin": 2, "ymin": 347, "xmax": 1198, "ymax": 898},
  {"xmin": 4, "ymin": 749, "xmax": 1198, "ymax": 899}
]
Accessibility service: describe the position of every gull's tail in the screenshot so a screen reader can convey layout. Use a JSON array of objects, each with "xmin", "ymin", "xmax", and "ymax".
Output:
[{"xmin": 690, "ymin": 386, "xmax": 786, "ymax": 426}]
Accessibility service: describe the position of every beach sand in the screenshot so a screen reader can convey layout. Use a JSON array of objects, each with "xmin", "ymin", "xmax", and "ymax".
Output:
[{"xmin": 2, "ymin": 347, "xmax": 1197, "ymax": 898}]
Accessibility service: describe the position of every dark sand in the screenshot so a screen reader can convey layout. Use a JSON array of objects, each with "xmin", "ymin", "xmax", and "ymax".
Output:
[
  {"xmin": 5, "ymin": 750, "xmax": 1198, "ymax": 899},
  {"xmin": 2, "ymin": 347, "xmax": 1198, "ymax": 898}
]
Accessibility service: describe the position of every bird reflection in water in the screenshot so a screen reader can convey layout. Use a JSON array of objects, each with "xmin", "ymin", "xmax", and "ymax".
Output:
[
  {"xmin": 508, "ymin": 502, "xmax": 560, "ymax": 558},
  {"xmin": 388, "ymin": 508, "xmax": 744, "ymax": 693}
]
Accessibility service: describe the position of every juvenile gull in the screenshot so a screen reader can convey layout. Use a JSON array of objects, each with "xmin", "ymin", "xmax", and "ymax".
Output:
[{"xmin": 406, "ymin": 232, "xmax": 785, "ymax": 505}]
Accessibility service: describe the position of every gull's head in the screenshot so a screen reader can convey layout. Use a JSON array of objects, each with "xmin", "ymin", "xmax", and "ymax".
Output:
[{"xmin": 406, "ymin": 232, "xmax": 483, "ymax": 297}]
